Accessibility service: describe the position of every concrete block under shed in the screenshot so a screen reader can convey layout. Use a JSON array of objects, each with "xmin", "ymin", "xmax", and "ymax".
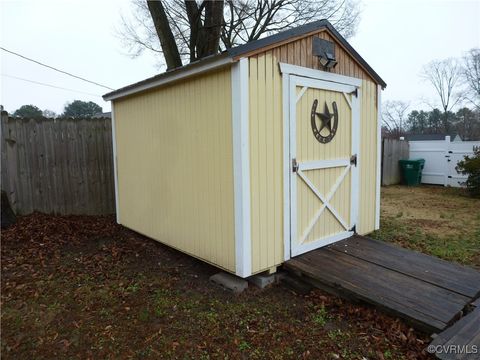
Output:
[
  {"xmin": 210, "ymin": 272, "xmax": 248, "ymax": 294},
  {"xmin": 248, "ymin": 273, "xmax": 276, "ymax": 289}
]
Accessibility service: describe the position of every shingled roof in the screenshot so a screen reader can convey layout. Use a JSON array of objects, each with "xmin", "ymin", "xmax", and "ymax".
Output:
[{"xmin": 104, "ymin": 19, "xmax": 386, "ymax": 101}]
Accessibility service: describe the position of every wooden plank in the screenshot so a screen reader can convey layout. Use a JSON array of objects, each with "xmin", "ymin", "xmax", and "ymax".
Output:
[
  {"xmin": 304, "ymin": 248, "xmax": 468, "ymax": 314},
  {"xmin": 472, "ymin": 297, "xmax": 480, "ymax": 308},
  {"xmin": 430, "ymin": 308, "xmax": 480, "ymax": 360},
  {"xmin": 329, "ymin": 236, "xmax": 480, "ymax": 298},
  {"xmin": 285, "ymin": 253, "xmax": 449, "ymax": 332},
  {"xmin": 286, "ymin": 248, "xmax": 470, "ymax": 331}
]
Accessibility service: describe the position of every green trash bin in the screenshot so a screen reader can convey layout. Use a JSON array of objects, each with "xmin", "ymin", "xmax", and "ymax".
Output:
[{"xmin": 399, "ymin": 159, "xmax": 425, "ymax": 186}]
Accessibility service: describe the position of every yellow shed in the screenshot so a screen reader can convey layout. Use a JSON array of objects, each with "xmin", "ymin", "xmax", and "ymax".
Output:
[{"xmin": 103, "ymin": 20, "xmax": 386, "ymax": 278}]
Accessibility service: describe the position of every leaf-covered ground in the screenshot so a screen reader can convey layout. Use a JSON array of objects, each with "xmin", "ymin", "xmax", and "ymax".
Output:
[{"xmin": 1, "ymin": 213, "xmax": 432, "ymax": 359}]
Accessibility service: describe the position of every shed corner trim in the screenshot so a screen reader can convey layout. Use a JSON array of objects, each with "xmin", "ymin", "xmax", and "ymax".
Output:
[
  {"xmin": 375, "ymin": 85, "xmax": 382, "ymax": 230},
  {"xmin": 231, "ymin": 57, "xmax": 252, "ymax": 278},
  {"xmin": 111, "ymin": 103, "xmax": 120, "ymax": 224}
]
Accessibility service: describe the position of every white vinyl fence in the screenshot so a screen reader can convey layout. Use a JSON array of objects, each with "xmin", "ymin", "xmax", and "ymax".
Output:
[{"xmin": 409, "ymin": 136, "xmax": 480, "ymax": 187}]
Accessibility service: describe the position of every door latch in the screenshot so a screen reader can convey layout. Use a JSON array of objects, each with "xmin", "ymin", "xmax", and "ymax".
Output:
[
  {"xmin": 292, "ymin": 158, "xmax": 299, "ymax": 173},
  {"xmin": 350, "ymin": 154, "xmax": 357, "ymax": 167}
]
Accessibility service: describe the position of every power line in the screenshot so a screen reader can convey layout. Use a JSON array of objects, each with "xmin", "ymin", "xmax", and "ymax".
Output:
[
  {"xmin": 0, "ymin": 47, "xmax": 114, "ymax": 91},
  {"xmin": 2, "ymin": 74, "xmax": 103, "ymax": 97}
]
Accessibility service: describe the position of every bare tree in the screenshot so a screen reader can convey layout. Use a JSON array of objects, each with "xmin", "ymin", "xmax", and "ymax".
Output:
[
  {"xmin": 382, "ymin": 100, "xmax": 410, "ymax": 138},
  {"xmin": 421, "ymin": 58, "xmax": 462, "ymax": 132},
  {"xmin": 42, "ymin": 109, "xmax": 57, "ymax": 118},
  {"xmin": 117, "ymin": 0, "xmax": 361, "ymax": 68},
  {"xmin": 147, "ymin": 1, "xmax": 183, "ymax": 69},
  {"xmin": 462, "ymin": 48, "xmax": 480, "ymax": 109}
]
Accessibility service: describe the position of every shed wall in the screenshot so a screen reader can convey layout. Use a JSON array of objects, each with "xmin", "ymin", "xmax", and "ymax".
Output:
[
  {"xmin": 113, "ymin": 68, "xmax": 236, "ymax": 272},
  {"xmin": 248, "ymin": 30, "xmax": 379, "ymax": 274}
]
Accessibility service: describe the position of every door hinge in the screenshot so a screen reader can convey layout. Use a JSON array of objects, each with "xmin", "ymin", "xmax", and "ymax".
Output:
[
  {"xmin": 350, "ymin": 154, "xmax": 357, "ymax": 167},
  {"xmin": 350, "ymin": 88, "xmax": 358, "ymax": 97},
  {"xmin": 292, "ymin": 158, "xmax": 299, "ymax": 173}
]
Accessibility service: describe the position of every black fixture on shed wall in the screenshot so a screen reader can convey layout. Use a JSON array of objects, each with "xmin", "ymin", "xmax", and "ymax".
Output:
[{"xmin": 312, "ymin": 37, "xmax": 338, "ymax": 69}]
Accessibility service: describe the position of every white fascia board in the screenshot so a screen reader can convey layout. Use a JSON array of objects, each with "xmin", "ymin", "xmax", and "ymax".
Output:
[
  {"xmin": 279, "ymin": 62, "xmax": 362, "ymax": 87},
  {"xmin": 231, "ymin": 58, "xmax": 252, "ymax": 278},
  {"xmin": 104, "ymin": 57, "xmax": 233, "ymax": 101}
]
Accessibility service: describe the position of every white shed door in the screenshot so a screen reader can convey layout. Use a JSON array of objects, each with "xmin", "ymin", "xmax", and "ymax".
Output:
[{"xmin": 289, "ymin": 75, "xmax": 360, "ymax": 257}]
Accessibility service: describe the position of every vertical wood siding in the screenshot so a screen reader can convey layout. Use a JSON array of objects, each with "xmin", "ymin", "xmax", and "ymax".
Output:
[
  {"xmin": 249, "ymin": 30, "xmax": 379, "ymax": 273},
  {"xmin": 113, "ymin": 68, "xmax": 236, "ymax": 272},
  {"xmin": 249, "ymin": 53, "xmax": 284, "ymax": 273},
  {"xmin": 357, "ymin": 80, "xmax": 379, "ymax": 235}
]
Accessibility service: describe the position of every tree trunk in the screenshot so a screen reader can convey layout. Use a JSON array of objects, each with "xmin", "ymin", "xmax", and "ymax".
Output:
[
  {"xmin": 1, "ymin": 190, "xmax": 16, "ymax": 229},
  {"xmin": 201, "ymin": 0, "xmax": 224, "ymax": 57},
  {"xmin": 185, "ymin": 0, "xmax": 224, "ymax": 60},
  {"xmin": 147, "ymin": 0, "xmax": 182, "ymax": 70},
  {"xmin": 185, "ymin": 0, "xmax": 202, "ymax": 62}
]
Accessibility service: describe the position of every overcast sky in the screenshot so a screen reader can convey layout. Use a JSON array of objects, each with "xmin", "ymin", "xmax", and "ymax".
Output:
[{"xmin": 1, "ymin": 0, "xmax": 479, "ymax": 115}]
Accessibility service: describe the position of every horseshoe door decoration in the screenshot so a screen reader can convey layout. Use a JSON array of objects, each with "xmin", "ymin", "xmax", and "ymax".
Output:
[
  {"xmin": 311, "ymin": 100, "xmax": 338, "ymax": 144},
  {"xmin": 289, "ymin": 75, "xmax": 360, "ymax": 257}
]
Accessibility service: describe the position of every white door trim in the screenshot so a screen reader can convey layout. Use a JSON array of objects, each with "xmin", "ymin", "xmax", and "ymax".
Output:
[
  {"xmin": 283, "ymin": 67, "xmax": 360, "ymax": 259},
  {"xmin": 299, "ymin": 158, "xmax": 350, "ymax": 171},
  {"xmin": 279, "ymin": 62, "xmax": 362, "ymax": 87},
  {"xmin": 282, "ymin": 72, "xmax": 291, "ymax": 261},
  {"xmin": 290, "ymin": 75, "xmax": 356, "ymax": 95}
]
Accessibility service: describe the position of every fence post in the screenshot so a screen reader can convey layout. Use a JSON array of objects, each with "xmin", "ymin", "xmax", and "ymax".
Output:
[
  {"xmin": 381, "ymin": 138, "xmax": 410, "ymax": 186},
  {"xmin": 444, "ymin": 136, "xmax": 451, "ymax": 187}
]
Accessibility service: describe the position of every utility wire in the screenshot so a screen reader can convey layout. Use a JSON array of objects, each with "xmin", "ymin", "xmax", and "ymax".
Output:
[
  {"xmin": 2, "ymin": 74, "xmax": 102, "ymax": 97},
  {"xmin": 0, "ymin": 47, "xmax": 114, "ymax": 91}
]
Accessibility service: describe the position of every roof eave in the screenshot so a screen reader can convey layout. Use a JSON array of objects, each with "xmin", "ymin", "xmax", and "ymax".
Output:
[{"xmin": 103, "ymin": 53, "xmax": 233, "ymax": 101}]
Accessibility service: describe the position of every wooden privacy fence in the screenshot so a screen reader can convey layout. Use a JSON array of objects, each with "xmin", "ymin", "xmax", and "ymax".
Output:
[
  {"xmin": 1, "ymin": 112, "xmax": 115, "ymax": 215},
  {"xmin": 381, "ymin": 138, "xmax": 409, "ymax": 186}
]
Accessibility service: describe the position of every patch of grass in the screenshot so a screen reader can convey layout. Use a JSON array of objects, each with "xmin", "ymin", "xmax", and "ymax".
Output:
[
  {"xmin": 199, "ymin": 310, "xmax": 218, "ymax": 324},
  {"xmin": 138, "ymin": 308, "xmax": 150, "ymax": 322},
  {"xmin": 99, "ymin": 308, "xmax": 112, "ymax": 319},
  {"xmin": 125, "ymin": 283, "xmax": 140, "ymax": 293},
  {"xmin": 327, "ymin": 329, "xmax": 347, "ymax": 341},
  {"xmin": 383, "ymin": 349, "xmax": 393, "ymax": 359},
  {"xmin": 152, "ymin": 289, "xmax": 175, "ymax": 317},
  {"xmin": 312, "ymin": 305, "xmax": 329, "ymax": 327},
  {"xmin": 373, "ymin": 214, "xmax": 479, "ymax": 267},
  {"xmin": 238, "ymin": 340, "xmax": 251, "ymax": 352}
]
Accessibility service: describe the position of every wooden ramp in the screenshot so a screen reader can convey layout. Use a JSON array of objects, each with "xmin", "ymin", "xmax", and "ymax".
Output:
[
  {"xmin": 284, "ymin": 235, "xmax": 480, "ymax": 333},
  {"xmin": 429, "ymin": 307, "xmax": 480, "ymax": 360}
]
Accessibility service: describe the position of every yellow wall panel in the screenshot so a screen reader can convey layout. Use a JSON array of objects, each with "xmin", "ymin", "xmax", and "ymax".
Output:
[
  {"xmin": 357, "ymin": 80, "xmax": 379, "ymax": 235},
  {"xmin": 113, "ymin": 68, "xmax": 236, "ymax": 272},
  {"xmin": 249, "ymin": 52, "xmax": 285, "ymax": 274}
]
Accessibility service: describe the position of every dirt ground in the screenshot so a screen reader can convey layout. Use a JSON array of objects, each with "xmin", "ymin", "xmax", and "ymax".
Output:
[
  {"xmin": 1, "ymin": 213, "xmax": 431, "ymax": 359},
  {"xmin": 373, "ymin": 185, "xmax": 480, "ymax": 268}
]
